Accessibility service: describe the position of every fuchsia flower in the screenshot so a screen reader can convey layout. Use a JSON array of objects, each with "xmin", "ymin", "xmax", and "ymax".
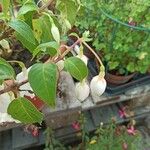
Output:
[
  {"xmin": 128, "ymin": 17, "xmax": 137, "ymax": 26},
  {"xmin": 72, "ymin": 121, "xmax": 80, "ymax": 130},
  {"xmin": 118, "ymin": 107, "xmax": 127, "ymax": 118},
  {"xmin": 127, "ymin": 126, "xmax": 136, "ymax": 135},
  {"xmin": 24, "ymin": 124, "xmax": 39, "ymax": 137},
  {"xmin": 31, "ymin": 127, "xmax": 39, "ymax": 137}
]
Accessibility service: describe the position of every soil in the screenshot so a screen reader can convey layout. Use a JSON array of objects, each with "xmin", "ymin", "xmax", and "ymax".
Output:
[{"xmin": 6, "ymin": 41, "xmax": 35, "ymax": 74}]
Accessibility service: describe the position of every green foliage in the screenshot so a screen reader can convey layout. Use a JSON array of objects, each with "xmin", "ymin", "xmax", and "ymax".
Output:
[
  {"xmin": 0, "ymin": 0, "xmax": 84, "ymax": 124},
  {"xmin": 33, "ymin": 41, "xmax": 59, "ymax": 58},
  {"xmin": 0, "ymin": 58, "xmax": 15, "ymax": 82},
  {"xmin": 7, "ymin": 97, "xmax": 43, "ymax": 123},
  {"xmin": 77, "ymin": 0, "xmax": 150, "ymax": 74},
  {"xmin": 43, "ymin": 119, "xmax": 143, "ymax": 150},
  {"xmin": 1, "ymin": 0, "xmax": 10, "ymax": 17},
  {"xmin": 64, "ymin": 56, "xmax": 88, "ymax": 81},
  {"xmin": 28, "ymin": 63, "xmax": 58, "ymax": 107},
  {"xmin": 17, "ymin": 1, "xmax": 38, "ymax": 17},
  {"xmin": 9, "ymin": 20, "xmax": 37, "ymax": 52},
  {"xmin": 86, "ymin": 123, "xmax": 142, "ymax": 150}
]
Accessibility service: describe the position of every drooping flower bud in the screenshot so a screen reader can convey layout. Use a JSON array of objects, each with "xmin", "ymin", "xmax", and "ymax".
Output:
[
  {"xmin": 90, "ymin": 75, "xmax": 106, "ymax": 97},
  {"xmin": 75, "ymin": 80, "xmax": 90, "ymax": 102}
]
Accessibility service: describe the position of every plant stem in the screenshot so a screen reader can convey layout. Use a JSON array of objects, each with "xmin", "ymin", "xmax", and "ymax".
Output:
[
  {"xmin": 60, "ymin": 38, "xmax": 81, "ymax": 59},
  {"xmin": 82, "ymin": 41, "xmax": 105, "ymax": 78},
  {"xmin": 0, "ymin": 79, "xmax": 28, "ymax": 95},
  {"xmin": 0, "ymin": 39, "xmax": 81, "ymax": 95},
  {"xmin": 10, "ymin": 0, "xmax": 15, "ymax": 19},
  {"xmin": 82, "ymin": 41, "xmax": 103, "ymax": 67},
  {"xmin": 0, "ymin": 38, "xmax": 104, "ymax": 95}
]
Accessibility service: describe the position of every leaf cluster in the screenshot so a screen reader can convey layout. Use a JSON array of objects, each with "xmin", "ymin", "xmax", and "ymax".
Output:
[{"xmin": 77, "ymin": 0, "xmax": 150, "ymax": 74}]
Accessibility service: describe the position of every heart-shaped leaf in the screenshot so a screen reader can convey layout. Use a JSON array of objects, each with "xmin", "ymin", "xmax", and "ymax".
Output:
[
  {"xmin": 64, "ymin": 56, "xmax": 88, "ymax": 81},
  {"xmin": 28, "ymin": 63, "xmax": 57, "ymax": 107},
  {"xmin": 7, "ymin": 97, "xmax": 43, "ymax": 123},
  {"xmin": 0, "ymin": 58, "xmax": 15, "ymax": 82}
]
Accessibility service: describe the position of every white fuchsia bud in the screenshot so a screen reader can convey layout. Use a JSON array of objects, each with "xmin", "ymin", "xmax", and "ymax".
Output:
[
  {"xmin": 75, "ymin": 80, "xmax": 90, "ymax": 102},
  {"xmin": 90, "ymin": 75, "xmax": 106, "ymax": 97}
]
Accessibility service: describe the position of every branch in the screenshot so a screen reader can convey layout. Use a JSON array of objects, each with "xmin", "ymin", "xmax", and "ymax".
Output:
[
  {"xmin": 0, "ymin": 38, "xmax": 104, "ymax": 95},
  {"xmin": 0, "ymin": 39, "xmax": 81, "ymax": 95},
  {"xmin": 0, "ymin": 79, "xmax": 28, "ymax": 95}
]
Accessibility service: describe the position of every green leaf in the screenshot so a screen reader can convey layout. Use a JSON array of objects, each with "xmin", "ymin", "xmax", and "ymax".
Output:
[
  {"xmin": 64, "ymin": 57, "xmax": 88, "ymax": 81},
  {"xmin": 7, "ymin": 97, "xmax": 43, "ymax": 123},
  {"xmin": 15, "ymin": 32, "xmax": 37, "ymax": 53},
  {"xmin": 56, "ymin": 0, "xmax": 78, "ymax": 25},
  {"xmin": 32, "ymin": 18, "xmax": 43, "ymax": 42},
  {"xmin": 33, "ymin": 41, "xmax": 59, "ymax": 58},
  {"xmin": 43, "ymin": 12, "xmax": 60, "ymax": 43},
  {"xmin": 40, "ymin": 15, "xmax": 53, "ymax": 42},
  {"xmin": 28, "ymin": 63, "xmax": 57, "ymax": 107},
  {"xmin": 51, "ymin": 23, "xmax": 60, "ymax": 44},
  {"xmin": 9, "ymin": 20, "xmax": 36, "ymax": 45},
  {"xmin": 0, "ymin": 58, "xmax": 15, "ymax": 82},
  {"xmin": 1, "ymin": 0, "xmax": 10, "ymax": 17},
  {"xmin": 108, "ymin": 61, "xmax": 119, "ymax": 70},
  {"xmin": 18, "ymin": 1, "xmax": 38, "ymax": 16}
]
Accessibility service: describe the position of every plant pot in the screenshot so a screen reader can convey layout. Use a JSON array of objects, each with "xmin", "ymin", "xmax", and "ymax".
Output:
[{"xmin": 105, "ymin": 72, "xmax": 136, "ymax": 85}]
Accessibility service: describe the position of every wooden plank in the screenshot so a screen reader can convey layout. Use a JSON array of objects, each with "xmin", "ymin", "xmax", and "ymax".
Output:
[
  {"xmin": 44, "ymin": 107, "xmax": 81, "ymax": 129},
  {"xmin": 12, "ymin": 127, "xmax": 39, "ymax": 150},
  {"xmin": 90, "ymin": 105, "xmax": 115, "ymax": 127},
  {"xmin": 0, "ymin": 123, "xmax": 22, "ymax": 132},
  {"xmin": 83, "ymin": 110, "xmax": 96, "ymax": 132},
  {"xmin": 137, "ymin": 126, "xmax": 150, "ymax": 150},
  {"xmin": 82, "ymin": 91, "xmax": 150, "ymax": 111},
  {"xmin": 0, "ymin": 130, "xmax": 12, "ymax": 150}
]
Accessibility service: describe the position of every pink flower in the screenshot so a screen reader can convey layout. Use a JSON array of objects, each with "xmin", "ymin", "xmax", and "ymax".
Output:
[
  {"xmin": 31, "ymin": 127, "xmax": 39, "ymax": 137},
  {"xmin": 128, "ymin": 18, "xmax": 137, "ymax": 26},
  {"xmin": 127, "ymin": 126, "xmax": 136, "ymax": 135},
  {"xmin": 128, "ymin": 21, "xmax": 136, "ymax": 26},
  {"xmin": 122, "ymin": 142, "xmax": 128, "ymax": 150},
  {"xmin": 72, "ymin": 121, "xmax": 80, "ymax": 130},
  {"xmin": 118, "ymin": 107, "xmax": 126, "ymax": 118}
]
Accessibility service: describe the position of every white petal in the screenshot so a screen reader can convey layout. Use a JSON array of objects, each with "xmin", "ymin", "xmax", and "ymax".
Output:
[
  {"xmin": 90, "ymin": 75, "xmax": 106, "ymax": 97},
  {"xmin": 75, "ymin": 81, "xmax": 90, "ymax": 102}
]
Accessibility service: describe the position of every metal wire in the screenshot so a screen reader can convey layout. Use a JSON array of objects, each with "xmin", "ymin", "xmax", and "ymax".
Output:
[{"xmin": 100, "ymin": 8, "xmax": 150, "ymax": 32}]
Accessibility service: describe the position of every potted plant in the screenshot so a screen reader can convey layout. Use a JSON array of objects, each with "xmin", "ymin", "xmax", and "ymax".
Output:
[
  {"xmin": 76, "ymin": 0, "xmax": 150, "ymax": 85},
  {"xmin": 0, "ymin": 0, "xmax": 107, "ymax": 125}
]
